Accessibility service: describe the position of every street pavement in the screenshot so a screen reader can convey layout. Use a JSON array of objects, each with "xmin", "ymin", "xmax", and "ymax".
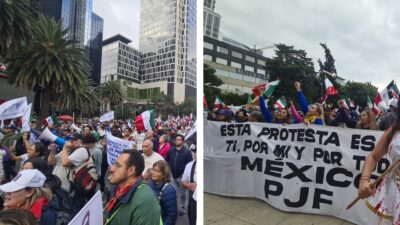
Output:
[{"xmin": 205, "ymin": 193, "xmax": 355, "ymax": 225}]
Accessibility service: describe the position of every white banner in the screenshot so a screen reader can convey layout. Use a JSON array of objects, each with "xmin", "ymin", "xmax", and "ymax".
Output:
[
  {"xmin": 21, "ymin": 103, "xmax": 32, "ymax": 132},
  {"xmin": 100, "ymin": 111, "xmax": 114, "ymax": 122},
  {"xmin": 106, "ymin": 132, "xmax": 134, "ymax": 166},
  {"xmin": 185, "ymin": 120, "xmax": 196, "ymax": 140},
  {"xmin": 204, "ymin": 121, "xmax": 389, "ymax": 225},
  {"xmin": 0, "ymin": 97, "xmax": 27, "ymax": 120},
  {"xmin": 68, "ymin": 191, "xmax": 102, "ymax": 225}
]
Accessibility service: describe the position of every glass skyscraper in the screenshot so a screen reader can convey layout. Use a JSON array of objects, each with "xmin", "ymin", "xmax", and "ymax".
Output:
[
  {"xmin": 139, "ymin": 0, "xmax": 196, "ymax": 104},
  {"xmin": 204, "ymin": 0, "xmax": 220, "ymax": 39},
  {"xmin": 89, "ymin": 13, "xmax": 104, "ymax": 86}
]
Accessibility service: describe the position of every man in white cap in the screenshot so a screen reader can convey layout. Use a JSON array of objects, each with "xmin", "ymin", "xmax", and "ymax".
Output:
[{"xmin": 378, "ymin": 99, "xmax": 398, "ymax": 130}]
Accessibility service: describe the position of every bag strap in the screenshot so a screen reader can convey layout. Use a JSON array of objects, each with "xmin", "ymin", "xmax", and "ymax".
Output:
[
  {"xmin": 190, "ymin": 161, "xmax": 196, "ymax": 183},
  {"xmin": 157, "ymin": 182, "xmax": 170, "ymax": 202}
]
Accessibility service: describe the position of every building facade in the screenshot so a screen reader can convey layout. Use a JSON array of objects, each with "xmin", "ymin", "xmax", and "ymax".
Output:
[
  {"xmin": 204, "ymin": 35, "xmax": 269, "ymax": 94},
  {"xmin": 101, "ymin": 35, "xmax": 141, "ymax": 85},
  {"xmin": 139, "ymin": 0, "xmax": 196, "ymax": 104},
  {"xmin": 203, "ymin": 0, "xmax": 220, "ymax": 39}
]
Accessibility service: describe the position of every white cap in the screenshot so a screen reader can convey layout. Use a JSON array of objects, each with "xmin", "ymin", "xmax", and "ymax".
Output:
[
  {"xmin": 0, "ymin": 169, "xmax": 45, "ymax": 193},
  {"xmin": 189, "ymin": 144, "xmax": 196, "ymax": 150},
  {"xmin": 389, "ymin": 99, "xmax": 398, "ymax": 108}
]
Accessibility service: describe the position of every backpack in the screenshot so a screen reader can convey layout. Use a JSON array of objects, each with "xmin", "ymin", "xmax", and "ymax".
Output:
[{"xmin": 68, "ymin": 147, "xmax": 98, "ymax": 197}]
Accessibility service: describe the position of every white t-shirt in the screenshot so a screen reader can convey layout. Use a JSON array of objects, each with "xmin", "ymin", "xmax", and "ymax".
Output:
[
  {"xmin": 182, "ymin": 160, "xmax": 197, "ymax": 201},
  {"xmin": 142, "ymin": 152, "xmax": 164, "ymax": 176},
  {"xmin": 52, "ymin": 147, "xmax": 88, "ymax": 191},
  {"xmin": 20, "ymin": 153, "xmax": 29, "ymax": 167}
]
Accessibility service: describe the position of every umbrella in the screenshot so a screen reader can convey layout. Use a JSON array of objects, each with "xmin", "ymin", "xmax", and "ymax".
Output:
[{"xmin": 57, "ymin": 115, "xmax": 73, "ymax": 121}]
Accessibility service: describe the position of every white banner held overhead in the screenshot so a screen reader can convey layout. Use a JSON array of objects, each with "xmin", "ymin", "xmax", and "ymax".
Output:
[
  {"xmin": 185, "ymin": 121, "xmax": 196, "ymax": 140},
  {"xmin": 106, "ymin": 131, "xmax": 134, "ymax": 166},
  {"xmin": 0, "ymin": 97, "xmax": 27, "ymax": 120},
  {"xmin": 68, "ymin": 191, "xmax": 102, "ymax": 225},
  {"xmin": 100, "ymin": 111, "xmax": 114, "ymax": 122},
  {"xmin": 21, "ymin": 103, "xmax": 32, "ymax": 132},
  {"xmin": 204, "ymin": 121, "xmax": 388, "ymax": 225}
]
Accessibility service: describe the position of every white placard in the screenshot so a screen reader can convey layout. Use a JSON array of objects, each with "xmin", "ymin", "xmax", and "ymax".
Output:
[
  {"xmin": 106, "ymin": 131, "xmax": 134, "ymax": 166},
  {"xmin": 68, "ymin": 191, "xmax": 102, "ymax": 225},
  {"xmin": 100, "ymin": 111, "xmax": 114, "ymax": 122},
  {"xmin": 0, "ymin": 97, "xmax": 27, "ymax": 120},
  {"xmin": 204, "ymin": 121, "xmax": 389, "ymax": 225}
]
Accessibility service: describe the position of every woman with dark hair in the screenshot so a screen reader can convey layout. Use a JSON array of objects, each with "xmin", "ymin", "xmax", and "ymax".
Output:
[
  {"xmin": 358, "ymin": 100, "xmax": 400, "ymax": 224},
  {"xmin": 9, "ymin": 142, "xmax": 46, "ymax": 170},
  {"xmin": 148, "ymin": 160, "xmax": 177, "ymax": 225}
]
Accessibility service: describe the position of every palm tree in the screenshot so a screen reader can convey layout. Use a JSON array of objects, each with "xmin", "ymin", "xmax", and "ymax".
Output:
[
  {"xmin": 0, "ymin": 0, "xmax": 32, "ymax": 58},
  {"xmin": 6, "ymin": 16, "xmax": 90, "ymax": 121},
  {"xmin": 100, "ymin": 80, "xmax": 124, "ymax": 111},
  {"xmin": 53, "ymin": 78, "xmax": 99, "ymax": 116}
]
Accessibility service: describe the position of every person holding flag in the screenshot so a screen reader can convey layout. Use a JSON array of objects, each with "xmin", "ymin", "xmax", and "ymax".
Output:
[
  {"xmin": 358, "ymin": 98, "xmax": 400, "ymax": 225},
  {"xmin": 294, "ymin": 81, "xmax": 324, "ymax": 125}
]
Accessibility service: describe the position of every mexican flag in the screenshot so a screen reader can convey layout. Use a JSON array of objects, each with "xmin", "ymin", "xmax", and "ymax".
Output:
[
  {"xmin": 203, "ymin": 94, "xmax": 208, "ymax": 108},
  {"xmin": 374, "ymin": 80, "xmax": 397, "ymax": 106},
  {"xmin": 264, "ymin": 80, "xmax": 281, "ymax": 97},
  {"xmin": 346, "ymin": 98, "xmax": 355, "ymax": 108},
  {"xmin": 367, "ymin": 96, "xmax": 379, "ymax": 115},
  {"xmin": 213, "ymin": 96, "xmax": 225, "ymax": 110},
  {"xmin": 135, "ymin": 110, "xmax": 155, "ymax": 132},
  {"xmin": 44, "ymin": 116, "xmax": 58, "ymax": 126},
  {"xmin": 324, "ymin": 75, "xmax": 339, "ymax": 96},
  {"xmin": 274, "ymin": 97, "xmax": 287, "ymax": 110},
  {"xmin": 251, "ymin": 80, "xmax": 281, "ymax": 97}
]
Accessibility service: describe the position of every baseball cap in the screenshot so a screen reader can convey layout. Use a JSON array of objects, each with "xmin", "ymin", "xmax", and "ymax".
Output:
[
  {"xmin": 389, "ymin": 99, "xmax": 398, "ymax": 108},
  {"xmin": 0, "ymin": 169, "xmax": 45, "ymax": 192},
  {"xmin": 189, "ymin": 144, "xmax": 196, "ymax": 152},
  {"xmin": 69, "ymin": 132, "xmax": 84, "ymax": 141},
  {"xmin": 5, "ymin": 124, "xmax": 17, "ymax": 130}
]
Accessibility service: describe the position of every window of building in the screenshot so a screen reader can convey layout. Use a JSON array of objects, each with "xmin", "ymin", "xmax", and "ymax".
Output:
[
  {"xmin": 204, "ymin": 42, "xmax": 213, "ymax": 50},
  {"xmin": 257, "ymin": 59, "xmax": 266, "ymax": 66},
  {"xmin": 232, "ymin": 51, "xmax": 242, "ymax": 59},
  {"xmin": 231, "ymin": 61, "xmax": 241, "ymax": 69},
  {"xmin": 216, "ymin": 57, "xmax": 227, "ymax": 65},
  {"xmin": 217, "ymin": 46, "xmax": 228, "ymax": 54},
  {"xmin": 204, "ymin": 54, "xmax": 212, "ymax": 61},
  {"xmin": 257, "ymin": 69, "xmax": 265, "ymax": 75},
  {"xmin": 245, "ymin": 65, "xmax": 254, "ymax": 72},
  {"xmin": 245, "ymin": 55, "xmax": 255, "ymax": 63}
]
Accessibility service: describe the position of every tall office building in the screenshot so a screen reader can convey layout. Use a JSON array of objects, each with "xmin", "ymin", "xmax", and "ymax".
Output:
[
  {"xmin": 31, "ymin": 0, "xmax": 103, "ymax": 86},
  {"xmin": 139, "ymin": 0, "xmax": 196, "ymax": 104},
  {"xmin": 89, "ymin": 13, "xmax": 104, "ymax": 86},
  {"xmin": 101, "ymin": 35, "xmax": 141, "ymax": 85},
  {"xmin": 204, "ymin": 0, "xmax": 220, "ymax": 38}
]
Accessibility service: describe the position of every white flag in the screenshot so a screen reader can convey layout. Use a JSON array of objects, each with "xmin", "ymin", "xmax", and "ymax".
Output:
[
  {"xmin": 21, "ymin": 104, "xmax": 32, "ymax": 132},
  {"xmin": 0, "ymin": 97, "xmax": 27, "ymax": 120}
]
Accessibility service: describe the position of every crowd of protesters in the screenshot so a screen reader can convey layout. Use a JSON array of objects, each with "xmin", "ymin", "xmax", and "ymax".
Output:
[
  {"xmin": 0, "ymin": 113, "xmax": 197, "ymax": 225},
  {"xmin": 207, "ymin": 81, "xmax": 398, "ymax": 132}
]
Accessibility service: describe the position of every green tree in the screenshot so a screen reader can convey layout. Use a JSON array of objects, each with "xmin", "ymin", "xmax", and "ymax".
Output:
[
  {"xmin": 320, "ymin": 43, "xmax": 337, "ymax": 74},
  {"xmin": 0, "ymin": 0, "xmax": 32, "ymax": 58},
  {"xmin": 219, "ymin": 92, "xmax": 248, "ymax": 107},
  {"xmin": 6, "ymin": 16, "xmax": 89, "ymax": 121},
  {"xmin": 268, "ymin": 44, "xmax": 321, "ymax": 104},
  {"xmin": 204, "ymin": 63, "xmax": 223, "ymax": 110},
  {"xmin": 177, "ymin": 96, "xmax": 196, "ymax": 115},
  {"xmin": 337, "ymin": 81, "xmax": 378, "ymax": 108},
  {"xmin": 100, "ymin": 80, "xmax": 124, "ymax": 111},
  {"xmin": 54, "ymin": 78, "xmax": 99, "ymax": 116}
]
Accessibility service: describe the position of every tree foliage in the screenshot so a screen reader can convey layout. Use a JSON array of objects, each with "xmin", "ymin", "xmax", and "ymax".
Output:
[
  {"xmin": 6, "ymin": 16, "xmax": 90, "ymax": 121},
  {"xmin": 336, "ymin": 81, "xmax": 378, "ymax": 108},
  {"xmin": 0, "ymin": 0, "xmax": 32, "ymax": 58},
  {"xmin": 320, "ymin": 43, "xmax": 337, "ymax": 74},
  {"xmin": 100, "ymin": 80, "xmax": 124, "ymax": 110},
  {"xmin": 267, "ymin": 44, "xmax": 321, "ymax": 104},
  {"xmin": 204, "ymin": 63, "xmax": 223, "ymax": 109}
]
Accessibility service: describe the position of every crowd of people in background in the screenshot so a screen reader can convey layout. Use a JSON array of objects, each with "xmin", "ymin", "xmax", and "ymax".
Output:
[
  {"xmin": 0, "ymin": 113, "xmax": 197, "ymax": 225},
  {"xmin": 206, "ymin": 81, "xmax": 398, "ymax": 132}
]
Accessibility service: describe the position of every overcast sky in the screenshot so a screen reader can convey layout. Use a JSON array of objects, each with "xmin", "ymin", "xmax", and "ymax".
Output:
[
  {"xmin": 215, "ymin": 0, "xmax": 400, "ymax": 91},
  {"xmin": 93, "ymin": 0, "xmax": 140, "ymax": 48}
]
